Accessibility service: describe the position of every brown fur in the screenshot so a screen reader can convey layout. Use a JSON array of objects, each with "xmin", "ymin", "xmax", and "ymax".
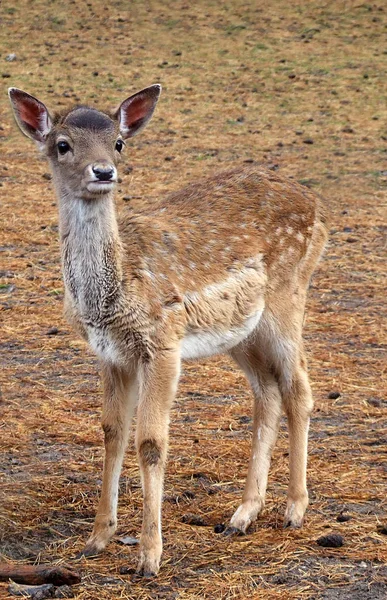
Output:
[
  {"xmin": 9, "ymin": 86, "xmax": 328, "ymax": 576},
  {"xmin": 139, "ymin": 439, "xmax": 162, "ymax": 466}
]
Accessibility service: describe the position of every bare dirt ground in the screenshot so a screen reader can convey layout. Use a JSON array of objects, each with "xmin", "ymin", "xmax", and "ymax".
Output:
[{"xmin": 0, "ymin": 1, "xmax": 386, "ymax": 598}]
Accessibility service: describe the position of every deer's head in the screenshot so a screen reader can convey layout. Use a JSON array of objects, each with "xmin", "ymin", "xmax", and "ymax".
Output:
[{"xmin": 9, "ymin": 85, "xmax": 161, "ymax": 200}]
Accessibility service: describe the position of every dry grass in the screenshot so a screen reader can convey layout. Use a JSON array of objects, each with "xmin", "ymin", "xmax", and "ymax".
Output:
[{"xmin": 0, "ymin": 1, "xmax": 386, "ymax": 599}]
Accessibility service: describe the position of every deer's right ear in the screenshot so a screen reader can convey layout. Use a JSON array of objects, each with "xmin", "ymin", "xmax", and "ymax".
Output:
[{"xmin": 8, "ymin": 88, "xmax": 52, "ymax": 147}]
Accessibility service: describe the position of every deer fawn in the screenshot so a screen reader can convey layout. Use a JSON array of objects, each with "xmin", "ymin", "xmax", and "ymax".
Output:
[{"xmin": 9, "ymin": 85, "xmax": 328, "ymax": 576}]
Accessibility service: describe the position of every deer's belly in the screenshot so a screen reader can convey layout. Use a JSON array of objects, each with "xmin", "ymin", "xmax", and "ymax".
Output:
[{"xmin": 180, "ymin": 309, "xmax": 263, "ymax": 360}]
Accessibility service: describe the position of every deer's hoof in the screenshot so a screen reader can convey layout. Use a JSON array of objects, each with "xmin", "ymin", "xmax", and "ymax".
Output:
[
  {"xmin": 76, "ymin": 544, "xmax": 103, "ymax": 560},
  {"xmin": 222, "ymin": 526, "xmax": 245, "ymax": 537}
]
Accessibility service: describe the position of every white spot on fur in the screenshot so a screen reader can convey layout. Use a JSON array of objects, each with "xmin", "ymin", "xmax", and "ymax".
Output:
[
  {"xmin": 257, "ymin": 427, "xmax": 262, "ymax": 440},
  {"xmin": 286, "ymin": 226, "xmax": 293, "ymax": 235},
  {"xmin": 296, "ymin": 232, "xmax": 304, "ymax": 242}
]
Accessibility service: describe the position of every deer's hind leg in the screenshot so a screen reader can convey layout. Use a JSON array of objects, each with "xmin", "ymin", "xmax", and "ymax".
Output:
[
  {"xmin": 226, "ymin": 342, "xmax": 283, "ymax": 534},
  {"xmin": 260, "ymin": 305, "xmax": 314, "ymax": 529},
  {"xmin": 280, "ymin": 344, "xmax": 313, "ymax": 528}
]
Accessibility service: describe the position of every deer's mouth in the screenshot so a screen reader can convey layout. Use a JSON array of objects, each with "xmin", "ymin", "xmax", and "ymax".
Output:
[{"xmin": 86, "ymin": 180, "xmax": 117, "ymax": 194}]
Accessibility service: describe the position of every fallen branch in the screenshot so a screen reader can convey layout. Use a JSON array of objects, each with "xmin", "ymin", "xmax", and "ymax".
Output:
[{"xmin": 0, "ymin": 564, "xmax": 81, "ymax": 586}]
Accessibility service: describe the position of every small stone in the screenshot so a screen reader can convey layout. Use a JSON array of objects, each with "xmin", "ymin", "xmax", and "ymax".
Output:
[
  {"xmin": 8, "ymin": 583, "xmax": 54, "ymax": 599},
  {"xmin": 346, "ymin": 237, "xmax": 357, "ymax": 243},
  {"xmin": 303, "ymin": 138, "xmax": 314, "ymax": 144},
  {"xmin": 367, "ymin": 397, "xmax": 382, "ymax": 407},
  {"xmin": 164, "ymin": 156, "xmax": 174, "ymax": 161},
  {"xmin": 2, "ymin": 73, "xmax": 11, "ymax": 78},
  {"xmin": 377, "ymin": 525, "xmax": 387, "ymax": 535},
  {"xmin": 316, "ymin": 533, "xmax": 344, "ymax": 547},
  {"xmin": 47, "ymin": 327, "xmax": 59, "ymax": 335},
  {"xmin": 42, "ymin": 173, "xmax": 52, "ymax": 180},
  {"xmin": 6, "ymin": 53, "xmax": 17, "ymax": 62},
  {"xmin": 117, "ymin": 536, "xmax": 139, "ymax": 545},
  {"xmin": 342, "ymin": 126, "xmax": 354, "ymax": 133},
  {"xmin": 181, "ymin": 513, "xmax": 207, "ymax": 526},
  {"xmin": 239, "ymin": 415, "xmax": 251, "ymax": 424},
  {"xmin": 214, "ymin": 523, "xmax": 226, "ymax": 534},
  {"xmin": 92, "ymin": 71, "xmax": 98, "ymax": 76},
  {"xmin": 328, "ymin": 391, "xmax": 341, "ymax": 399},
  {"xmin": 337, "ymin": 513, "xmax": 351, "ymax": 522}
]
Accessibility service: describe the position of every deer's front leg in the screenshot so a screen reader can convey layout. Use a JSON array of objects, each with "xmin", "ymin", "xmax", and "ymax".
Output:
[
  {"xmin": 135, "ymin": 349, "xmax": 180, "ymax": 577},
  {"xmin": 82, "ymin": 365, "xmax": 138, "ymax": 556}
]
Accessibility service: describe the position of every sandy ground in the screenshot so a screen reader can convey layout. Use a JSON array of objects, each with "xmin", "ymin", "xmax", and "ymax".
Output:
[{"xmin": 0, "ymin": 1, "xmax": 386, "ymax": 598}]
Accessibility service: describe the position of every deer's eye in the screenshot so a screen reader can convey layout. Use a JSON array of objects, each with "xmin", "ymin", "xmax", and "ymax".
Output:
[
  {"xmin": 115, "ymin": 139, "xmax": 124, "ymax": 153},
  {"xmin": 58, "ymin": 140, "xmax": 70, "ymax": 155}
]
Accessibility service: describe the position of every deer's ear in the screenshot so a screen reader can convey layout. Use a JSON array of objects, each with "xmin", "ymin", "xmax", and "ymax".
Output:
[
  {"xmin": 115, "ymin": 84, "xmax": 161, "ymax": 139},
  {"xmin": 8, "ymin": 88, "xmax": 52, "ymax": 147}
]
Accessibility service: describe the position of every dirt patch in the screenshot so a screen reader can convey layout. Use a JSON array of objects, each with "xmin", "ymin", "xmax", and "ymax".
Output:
[{"xmin": 1, "ymin": 1, "xmax": 386, "ymax": 599}]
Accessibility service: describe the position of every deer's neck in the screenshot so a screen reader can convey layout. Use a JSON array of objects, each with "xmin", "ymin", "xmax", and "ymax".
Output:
[{"xmin": 58, "ymin": 193, "xmax": 123, "ymax": 322}]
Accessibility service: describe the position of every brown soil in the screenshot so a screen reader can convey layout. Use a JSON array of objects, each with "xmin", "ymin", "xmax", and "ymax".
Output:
[{"xmin": 0, "ymin": 1, "xmax": 386, "ymax": 599}]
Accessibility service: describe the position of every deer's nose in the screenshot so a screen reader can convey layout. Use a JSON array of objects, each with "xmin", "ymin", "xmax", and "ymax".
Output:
[{"xmin": 92, "ymin": 165, "xmax": 115, "ymax": 181}]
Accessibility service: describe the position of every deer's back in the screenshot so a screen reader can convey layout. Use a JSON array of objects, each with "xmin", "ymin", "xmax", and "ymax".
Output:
[{"xmin": 121, "ymin": 167, "xmax": 327, "ymax": 289}]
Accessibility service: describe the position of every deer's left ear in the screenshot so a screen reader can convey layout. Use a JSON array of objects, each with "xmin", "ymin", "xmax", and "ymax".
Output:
[
  {"xmin": 115, "ymin": 84, "xmax": 161, "ymax": 139},
  {"xmin": 8, "ymin": 88, "xmax": 52, "ymax": 147}
]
